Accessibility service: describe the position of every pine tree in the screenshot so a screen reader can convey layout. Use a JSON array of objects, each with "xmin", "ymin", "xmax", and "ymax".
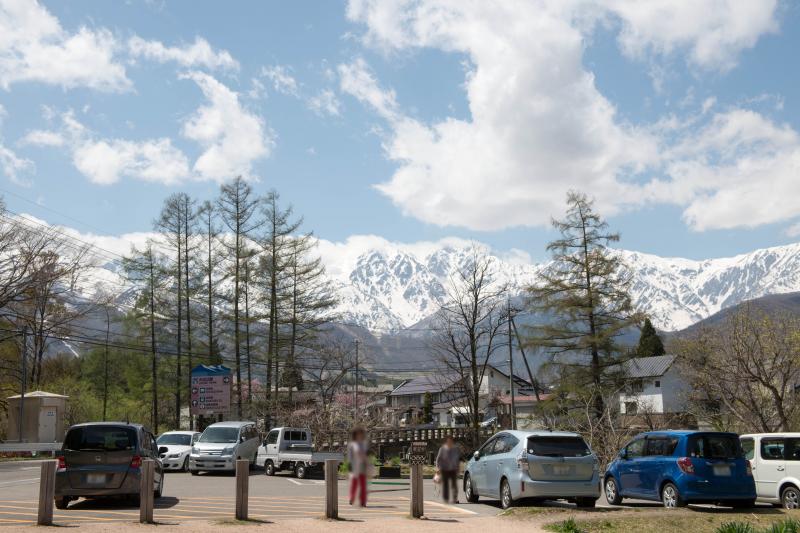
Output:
[
  {"xmin": 526, "ymin": 191, "xmax": 639, "ymax": 420},
  {"xmin": 422, "ymin": 392, "xmax": 433, "ymax": 424},
  {"xmin": 216, "ymin": 177, "xmax": 262, "ymax": 418},
  {"xmin": 636, "ymin": 318, "xmax": 665, "ymax": 357}
]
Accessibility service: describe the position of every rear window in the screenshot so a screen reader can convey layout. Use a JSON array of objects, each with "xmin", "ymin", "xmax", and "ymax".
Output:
[
  {"xmin": 64, "ymin": 426, "xmax": 137, "ymax": 452},
  {"xmin": 528, "ymin": 436, "xmax": 591, "ymax": 457},
  {"xmin": 690, "ymin": 434, "xmax": 742, "ymax": 460}
]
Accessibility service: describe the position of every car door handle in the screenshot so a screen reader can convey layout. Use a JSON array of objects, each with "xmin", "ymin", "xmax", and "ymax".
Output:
[{"xmin": 778, "ymin": 466, "xmax": 785, "ymax": 471}]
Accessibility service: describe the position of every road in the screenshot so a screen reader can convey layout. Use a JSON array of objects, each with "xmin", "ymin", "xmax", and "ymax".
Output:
[{"xmin": 0, "ymin": 460, "xmax": 658, "ymax": 526}]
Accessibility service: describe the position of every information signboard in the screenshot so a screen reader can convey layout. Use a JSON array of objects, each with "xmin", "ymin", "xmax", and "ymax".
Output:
[
  {"xmin": 409, "ymin": 441, "xmax": 427, "ymax": 465},
  {"xmin": 190, "ymin": 365, "xmax": 232, "ymax": 416}
]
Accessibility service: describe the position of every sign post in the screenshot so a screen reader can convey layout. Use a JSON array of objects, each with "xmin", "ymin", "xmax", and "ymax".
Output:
[
  {"xmin": 190, "ymin": 365, "xmax": 232, "ymax": 421},
  {"xmin": 409, "ymin": 441, "xmax": 426, "ymax": 518}
]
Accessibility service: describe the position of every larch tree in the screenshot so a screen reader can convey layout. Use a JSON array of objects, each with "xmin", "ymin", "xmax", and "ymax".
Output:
[
  {"xmin": 526, "ymin": 191, "xmax": 639, "ymax": 420},
  {"xmin": 216, "ymin": 177, "xmax": 262, "ymax": 418}
]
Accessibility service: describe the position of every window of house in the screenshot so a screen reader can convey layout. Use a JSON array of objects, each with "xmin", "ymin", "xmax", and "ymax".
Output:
[
  {"xmin": 629, "ymin": 380, "xmax": 644, "ymax": 393},
  {"xmin": 655, "ymin": 380, "xmax": 661, "ymax": 388},
  {"xmin": 625, "ymin": 401, "xmax": 638, "ymax": 415}
]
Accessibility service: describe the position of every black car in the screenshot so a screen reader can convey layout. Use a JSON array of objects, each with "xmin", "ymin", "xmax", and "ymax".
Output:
[{"xmin": 55, "ymin": 422, "xmax": 165, "ymax": 509}]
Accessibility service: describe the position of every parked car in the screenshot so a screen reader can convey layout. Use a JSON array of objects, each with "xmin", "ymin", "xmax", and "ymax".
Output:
[
  {"xmin": 189, "ymin": 421, "xmax": 259, "ymax": 475},
  {"xmin": 157, "ymin": 431, "xmax": 201, "ymax": 472},
  {"xmin": 55, "ymin": 422, "xmax": 164, "ymax": 509},
  {"xmin": 257, "ymin": 427, "xmax": 343, "ymax": 478},
  {"xmin": 604, "ymin": 430, "xmax": 756, "ymax": 508},
  {"xmin": 740, "ymin": 433, "xmax": 800, "ymax": 509},
  {"xmin": 463, "ymin": 430, "xmax": 601, "ymax": 510}
]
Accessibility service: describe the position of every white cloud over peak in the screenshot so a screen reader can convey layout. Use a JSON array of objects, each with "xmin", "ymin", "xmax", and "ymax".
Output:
[
  {"xmin": 343, "ymin": 0, "xmax": 790, "ymax": 233},
  {"xmin": 180, "ymin": 71, "xmax": 273, "ymax": 181},
  {"xmin": 0, "ymin": 0, "xmax": 130, "ymax": 91},
  {"xmin": 24, "ymin": 111, "xmax": 189, "ymax": 185},
  {"xmin": 128, "ymin": 35, "xmax": 239, "ymax": 71}
]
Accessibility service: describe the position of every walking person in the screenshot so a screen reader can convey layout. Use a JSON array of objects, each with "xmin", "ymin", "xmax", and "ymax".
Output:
[
  {"xmin": 347, "ymin": 427, "xmax": 369, "ymax": 507},
  {"xmin": 436, "ymin": 436, "xmax": 461, "ymax": 504}
]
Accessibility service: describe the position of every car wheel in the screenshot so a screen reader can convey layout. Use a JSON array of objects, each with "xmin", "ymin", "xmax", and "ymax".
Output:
[
  {"xmin": 605, "ymin": 477, "xmax": 622, "ymax": 505},
  {"xmin": 296, "ymin": 464, "xmax": 307, "ymax": 479},
  {"xmin": 576, "ymin": 498, "xmax": 596, "ymax": 508},
  {"xmin": 783, "ymin": 486, "xmax": 800, "ymax": 509},
  {"xmin": 54, "ymin": 497, "xmax": 70, "ymax": 510},
  {"xmin": 500, "ymin": 479, "xmax": 514, "ymax": 510},
  {"xmin": 464, "ymin": 473, "xmax": 479, "ymax": 503},
  {"xmin": 182, "ymin": 456, "xmax": 189, "ymax": 472},
  {"xmin": 265, "ymin": 460, "xmax": 275, "ymax": 476},
  {"xmin": 662, "ymin": 483, "xmax": 686, "ymax": 509}
]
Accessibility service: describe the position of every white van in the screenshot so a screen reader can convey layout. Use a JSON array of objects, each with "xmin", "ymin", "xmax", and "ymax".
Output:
[
  {"xmin": 740, "ymin": 433, "xmax": 800, "ymax": 508},
  {"xmin": 189, "ymin": 421, "xmax": 260, "ymax": 475}
]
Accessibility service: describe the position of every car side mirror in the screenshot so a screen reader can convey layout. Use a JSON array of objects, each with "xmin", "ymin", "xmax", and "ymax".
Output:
[
  {"xmin": 619, "ymin": 450, "xmax": 627, "ymax": 460},
  {"xmin": 473, "ymin": 451, "xmax": 480, "ymax": 461},
  {"xmin": 158, "ymin": 446, "xmax": 168, "ymax": 455}
]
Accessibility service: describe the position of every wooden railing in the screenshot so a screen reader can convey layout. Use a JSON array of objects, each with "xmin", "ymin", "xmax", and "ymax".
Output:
[{"xmin": 321, "ymin": 426, "xmax": 495, "ymax": 449}]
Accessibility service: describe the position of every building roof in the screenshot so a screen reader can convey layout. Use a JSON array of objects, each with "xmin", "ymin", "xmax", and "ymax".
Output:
[
  {"xmin": 622, "ymin": 355, "xmax": 676, "ymax": 378},
  {"xmin": 389, "ymin": 374, "xmax": 458, "ymax": 396},
  {"xmin": 497, "ymin": 393, "xmax": 553, "ymax": 405},
  {"xmin": 7, "ymin": 390, "xmax": 69, "ymax": 399}
]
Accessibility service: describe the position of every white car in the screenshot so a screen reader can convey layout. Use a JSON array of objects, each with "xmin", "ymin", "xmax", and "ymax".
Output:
[
  {"xmin": 157, "ymin": 431, "xmax": 201, "ymax": 471},
  {"xmin": 741, "ymin": 433, "xmax": 800, "ymax": 508}
]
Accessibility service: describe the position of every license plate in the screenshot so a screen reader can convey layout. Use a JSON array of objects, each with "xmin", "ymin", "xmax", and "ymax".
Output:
[
  {"xmin": 87, "ymin": 474, "xmax": 106, "ymax": 484},
  {"xmin": 553, "ymin": 465, "xmax": 570, "ymax": 476},
  {"xmin": 713, "ymin": 465, "xmax": 731, "ymax": 476}
]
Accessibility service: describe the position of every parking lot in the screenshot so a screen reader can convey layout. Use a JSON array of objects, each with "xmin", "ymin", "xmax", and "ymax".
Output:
[{"xmin": 0, "ymin": 460, "xmax": 494, "ymax": 526}]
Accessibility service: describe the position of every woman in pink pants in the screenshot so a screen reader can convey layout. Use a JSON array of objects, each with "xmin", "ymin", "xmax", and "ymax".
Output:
[{"xmin": 347, "ymin": 427, "xmax": 368, "ymax": 507}]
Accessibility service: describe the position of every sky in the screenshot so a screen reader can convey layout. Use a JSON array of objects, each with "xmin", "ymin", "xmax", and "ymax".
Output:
[{"xmin": 0, "ymin": 0, "xmax": 798, "ymax": 263}]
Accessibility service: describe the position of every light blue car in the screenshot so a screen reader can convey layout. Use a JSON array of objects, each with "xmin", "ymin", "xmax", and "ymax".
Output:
[{"xmin": 463, "ymin": 430, "xmax": 601, "ymax": 509}]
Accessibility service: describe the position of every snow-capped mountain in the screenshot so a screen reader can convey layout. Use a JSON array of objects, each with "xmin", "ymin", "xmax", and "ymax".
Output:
[{"xmin": 324, "ymin": 240, "xmax": 800, "ymax": 333}]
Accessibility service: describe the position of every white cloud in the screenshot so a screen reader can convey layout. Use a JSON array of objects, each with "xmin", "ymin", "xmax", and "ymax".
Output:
[
  {"xmin": 128, "ymin": 35, "xmax": 239, "ymax": 71},
  {"xmin": 0, "ymin": 0, "xmax": 130, "ymax": 91},
  {"xmin": 180, "ymin": 71, "xmax": 273, "ymax": 181},
  {"xmin": 260, "ymin": 65, "xmax": 299, "ymax": 96},
  {"xmin": 343, "ymin": 0, "xmax": 784, "ymax": 232},
  {"xmin": 25, "ymin": 111, "xmax": 189, "ymax": 185},
  {"xmin": 307, "ymin": 88, "xmax": 342, "ymax": 116},
  {"xmin": 0, "ymin": 105, "xmax": 34, "ymax": 185}
]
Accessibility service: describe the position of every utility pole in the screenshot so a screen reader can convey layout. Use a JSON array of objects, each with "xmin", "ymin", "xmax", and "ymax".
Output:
[
  {"xmin": 18, "ymin": 326, "xmax": 27, "ymax": 442},
  {"xmin": 507, "ymin": 297, "xmax": 516, "ymax": 430},
  {"xmin": 353, "ymin": 339, "xmax": 359, "ymax": 421},
  {"xmin": 149, "ymin": 255, "xmax": 159, "ymax": 432},
  {"xmin": 103, "ymin": 306, "xmax": 110, "ymax": 421}
]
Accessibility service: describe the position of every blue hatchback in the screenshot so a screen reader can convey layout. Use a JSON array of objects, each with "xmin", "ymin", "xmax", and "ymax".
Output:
[{"xmin": 604, "ymin": 431, "xmax": 756, "ymax": 508}]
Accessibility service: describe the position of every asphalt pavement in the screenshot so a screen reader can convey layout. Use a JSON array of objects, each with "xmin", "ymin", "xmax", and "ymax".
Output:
[{"xmin": 0, "ymin": 460, "xmax": 658, "ymax": 527}]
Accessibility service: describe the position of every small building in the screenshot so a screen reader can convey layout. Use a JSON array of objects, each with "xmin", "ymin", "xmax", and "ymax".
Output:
[
  {"xmin": 6, "ymin": 391, "xmax": 69, "ymax": 443},
  {"xmin": 617, "ymin": 355, "xmax": 689, "ymax": 416}
]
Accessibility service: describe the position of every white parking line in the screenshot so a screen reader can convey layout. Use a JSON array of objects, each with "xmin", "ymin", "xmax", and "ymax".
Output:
[
  {"xmin": 0, "ymin": 478, "xmax": 38, "ymax": 486},
  {"xmin": 425, "ymin": 500, "xmax": 479, "ymax": 515},
  {"xmin": 285, "ymin": 478, "xmax": 304, "ymax": 486}
]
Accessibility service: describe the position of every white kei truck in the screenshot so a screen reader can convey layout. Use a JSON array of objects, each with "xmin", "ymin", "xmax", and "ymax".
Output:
[{"xmin": 256, "ymin": 427, "xmax": 343, "ymax": 479}]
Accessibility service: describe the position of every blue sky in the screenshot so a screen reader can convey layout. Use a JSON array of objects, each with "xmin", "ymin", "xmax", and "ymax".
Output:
[{"xmin": 0, "ymin": 0, "xmax": 798, "ymax": 262}]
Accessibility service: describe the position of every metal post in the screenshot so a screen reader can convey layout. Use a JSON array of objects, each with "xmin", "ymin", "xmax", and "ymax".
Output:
[
  {"xmin": 235, "ymin": 459, "xmax": 249, "ymax": 520},
  {"xmin": 410, "ymin": 463, "xmax": 423, "ymax": 518},
  {"xmin": 139, "ymin": 459, "xmax": 154, "ymax": 523},
  {"xmin": 37, "ymin": 460, "xmax": 57, "ymax": 525},
  {"xmin": 324, "ymin": 459, "xmax": 338, "ymax": 519},
  {"xmin": 18, "ymin": 327, "xmax": 26, "ymax": 442},
  {"xmin": 507, "ymin": 297, "xmax": 516, "ymax": 430}
]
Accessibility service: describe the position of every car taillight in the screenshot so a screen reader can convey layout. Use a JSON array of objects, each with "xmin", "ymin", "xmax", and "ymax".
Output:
[
  {"xmin": 677, "ymin": 457, "xmax": 695, "ymax": 474},
  {"xmin": 57, "ymin": 456, "xmax": 66, "ymax": 472},
  {"xmin": 746, "ymin": 461, "xmax": 753, "ymax": 477},
  {"xmin": 516, "ymin": 451, "xmax": 528, "ymax": 469},
  {"xmin": 130, "ymin": 455, "xmax": 142, "ymax": 469}
]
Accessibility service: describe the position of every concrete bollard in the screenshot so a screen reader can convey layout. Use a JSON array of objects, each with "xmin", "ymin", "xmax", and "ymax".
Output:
[
  {"xmin": 37, "ymin": 460, "xmax": 57, "ymax": 525},
  {"xmin": 235, "ymin": 459, "xmax": 249, "ymax": 520},
  {"xmin": 324, "ymin": 459, "xmax": 339, "ymax": 519},
  {"xmin": 139, "ymin": 459, "xmax": 155, "ymax": 523},
  {"xmin": 410, "ymin": 463, "xmax": 424, "ymax": 518}
]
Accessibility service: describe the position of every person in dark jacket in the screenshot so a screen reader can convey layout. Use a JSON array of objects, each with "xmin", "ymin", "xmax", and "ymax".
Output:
[{"xmin": 435, "ymin": 436, "xmax": 461, "ymax": 503}]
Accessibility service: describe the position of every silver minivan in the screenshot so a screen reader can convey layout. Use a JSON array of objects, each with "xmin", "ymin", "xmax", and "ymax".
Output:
[
  {"xmin": 189, "ymin": 421, "xmax": 260, "ymax": 475},
  {"xmin": 464, "ymin": 430, "xmax": 601, "ymax": 509}
]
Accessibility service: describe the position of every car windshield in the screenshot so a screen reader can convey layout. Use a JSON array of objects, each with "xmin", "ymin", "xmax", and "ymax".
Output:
[
  {"xmin": 198, "ymin": 427, "xmax": 239, "ymax": 443},
  {"xmin": 64, "ymin": 426, "xmax": 136, "ymax": 452},
  {"xmin": 528, "ymin": 436, "xmax": 591, "ymax": 457},
  {"xmin": 157, "ymin": 434, "xmax": 192, "ymax": 446},
  {"xmin": 690, "ymin": 435, "xmax": 742, "ymax": 459}
]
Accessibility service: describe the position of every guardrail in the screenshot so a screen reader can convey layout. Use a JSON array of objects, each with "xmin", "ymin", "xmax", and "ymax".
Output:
[{"xmin": 0, "ymin": 442, "xmax": 62, "ymax": 453}]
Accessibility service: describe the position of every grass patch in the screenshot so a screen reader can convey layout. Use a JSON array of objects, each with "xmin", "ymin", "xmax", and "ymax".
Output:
[
  {"xmin": 214, "ymin": 518, "xmax": 269, "ymax": 526},
  {"xmin": 541, "ymin": 510, "xmax": 800, "ymax": 533}
]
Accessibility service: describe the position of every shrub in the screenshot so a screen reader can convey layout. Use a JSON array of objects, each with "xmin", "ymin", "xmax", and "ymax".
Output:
[
  {"xmin": 763, "ymin": 519, "xmax": 800, "ymax": 533},
  {"xmin": 716, "ymin": 523, "xmax": 755, "ymax": 533},
  {"xmin": 545, "ymin": 518, "xmax": 586, "ymax": 533}
]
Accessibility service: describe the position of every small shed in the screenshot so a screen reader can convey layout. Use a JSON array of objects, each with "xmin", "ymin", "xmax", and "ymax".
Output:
[{"xmin": 6, "ymin": 391, "xmax": 69, "ymax": 443}]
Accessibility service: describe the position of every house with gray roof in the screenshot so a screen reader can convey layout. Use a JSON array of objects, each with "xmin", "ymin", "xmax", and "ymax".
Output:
[{"xmin": 618, "ymin": 354, "xmax": 690, "ymax": 416}]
